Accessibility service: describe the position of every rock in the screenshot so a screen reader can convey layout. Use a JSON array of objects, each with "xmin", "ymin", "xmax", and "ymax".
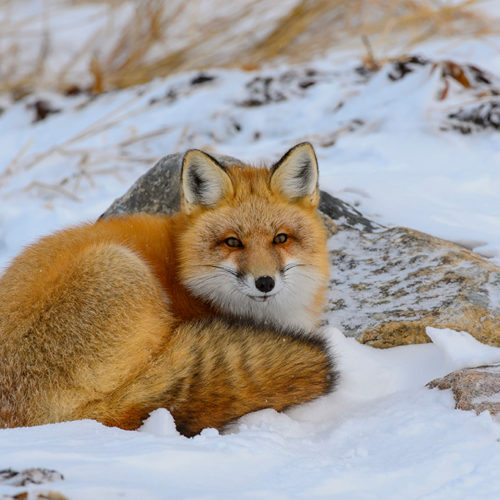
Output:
[
  {"xmin": 328, "ymin": 226, "xmax": 500, "ymax": 347},
  {"xmin": 318, "ymin": 190, "xmax": 381, "ymax": 233},
  {"xmin": 447, "ymin": 101, "xmax": 500, "ymax": 134},
  {"xmin": 102, "ymin": 152, "xmax": 500, "ymax": 348},
  {"xmin": 427, "ymin": 365, "xmax": 500, "ymax": 418},
  {"xmin": 0, "ymin": 468, "xmax": 64, "ymax": 486}
]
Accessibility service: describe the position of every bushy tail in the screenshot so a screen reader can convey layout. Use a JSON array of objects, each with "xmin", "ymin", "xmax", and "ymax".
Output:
[
  {"xmin": 163, "ymin": 318, "xmax": 337, "ymax": 436},
  {"xmin": 91, "ymin": 317, "xmax": 337, "ymax": 436}
]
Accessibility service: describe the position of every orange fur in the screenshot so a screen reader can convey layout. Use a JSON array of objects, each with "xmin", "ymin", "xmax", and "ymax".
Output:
[{"xmin": 0, "ymin": 144, "xmax": 336, "ymax": 436}]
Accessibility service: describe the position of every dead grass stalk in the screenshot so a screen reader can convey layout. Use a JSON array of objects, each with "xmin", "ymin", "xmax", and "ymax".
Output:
[{"xmin": 0, "ymin": 0, "xmax": 497, "ymax": 94}]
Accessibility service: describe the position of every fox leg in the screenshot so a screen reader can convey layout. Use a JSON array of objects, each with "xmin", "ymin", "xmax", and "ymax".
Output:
[{"xmin": 94, "ymin": 318, "xmax": 337, "ymax": 436}]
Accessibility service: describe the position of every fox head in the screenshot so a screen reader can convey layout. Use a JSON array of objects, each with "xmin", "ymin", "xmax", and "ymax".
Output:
[{"xmin": 178, "ymin": 143, "xmax": 329, "ymax": 332}]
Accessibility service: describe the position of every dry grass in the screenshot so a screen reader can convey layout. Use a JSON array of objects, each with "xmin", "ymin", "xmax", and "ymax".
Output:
[
  {"xmin": 94, "ymin": 0, "xmax": 497, "ymax": 91},
  {"xmin": 0, "ymin": 87, "xmax": 167, "ymax": 200},
  {"xmin": 0, "ymin": 0, "xmax": 498, "ymax": 94},
  {"xmin": 248, "ymin": 0, "xmax": 493, "ymax": 62}
]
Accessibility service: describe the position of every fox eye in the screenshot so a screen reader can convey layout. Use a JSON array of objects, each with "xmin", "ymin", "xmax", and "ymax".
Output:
[
  {"xmin": 273, "ymin": 233, "xmax": 288, "ymax": 244},
  {"xmin": 224, "ymin": 237, "xmax": 243, "ymax": 248}
]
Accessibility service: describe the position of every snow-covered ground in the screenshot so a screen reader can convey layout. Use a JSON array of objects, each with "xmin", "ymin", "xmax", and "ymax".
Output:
[
  {"xmin": 2, "ymin": 328, "xmax": 500, "ymax": 499},
  {"xmin": 1, "ymin": 55, "xmax": 499, "ymax": 269},
  {"xmin": 1, "ymin": 1, "xmax": 500, "ymax": 498}
]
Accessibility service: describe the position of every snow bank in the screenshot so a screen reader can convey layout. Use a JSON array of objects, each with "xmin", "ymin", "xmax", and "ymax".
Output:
[{"xmin": 1, "ymin": 327, "xmax": 500, "ymax": 499}]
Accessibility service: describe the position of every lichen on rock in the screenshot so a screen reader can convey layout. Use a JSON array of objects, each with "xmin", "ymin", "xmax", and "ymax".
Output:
[
  {"xmin": 427, "ymin": 365, "xmax": 500, "ymax": 418},
  {"xmin": 327, "ymin": 226, "xmax": 500, "ymax": 347}
]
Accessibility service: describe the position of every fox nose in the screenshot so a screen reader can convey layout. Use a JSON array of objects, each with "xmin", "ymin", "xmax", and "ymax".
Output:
[{"xmin": 255, "ymin": 275, "xmax": 275, "ymax": 293}]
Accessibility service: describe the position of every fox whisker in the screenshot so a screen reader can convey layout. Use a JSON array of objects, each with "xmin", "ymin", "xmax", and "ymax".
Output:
[
  {"xmin": 286, "ymin": 266, "xmax": 318, "ymax": 283},
  {"xmin": 194, "ymin": 264, "xmax": 242, "ymax": 279},
  {"xmin": 282, "ymin": 263, "xmax": 306, "ymax": 274}
]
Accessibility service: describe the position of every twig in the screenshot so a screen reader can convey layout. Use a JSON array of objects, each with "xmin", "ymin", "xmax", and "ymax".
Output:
[
  {"xmin": 173, "ymin": 124, "xmax": 190, "ymax": 153},
  {"xmin": 361, "ymin": 34, "xmax": 380, "ymax": 71},
  {"xmin": 118, "ymin": 125, "xmax": 173, "ymax": 147},
  {"xmin": 22, "ymin": 180, "xmax": 81, "ymax": 201},
  {"xmin": 0, "ymin": 138, "xmax": 33, "ymax": 186}
]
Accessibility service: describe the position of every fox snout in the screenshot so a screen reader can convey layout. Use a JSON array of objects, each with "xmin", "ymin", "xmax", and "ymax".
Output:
[
  {"xmin": 241, "ymin": 270, "xmax": 284, "ymax": 301},
  {"xmin": 254, "ymin": 275, "xmax": 275, "ymax": 293}
]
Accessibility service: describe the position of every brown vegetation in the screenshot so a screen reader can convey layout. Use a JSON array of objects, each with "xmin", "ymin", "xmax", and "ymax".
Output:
[{"xmin": 0, "ymin": 0, "xmax": 497, "ymax": 94}]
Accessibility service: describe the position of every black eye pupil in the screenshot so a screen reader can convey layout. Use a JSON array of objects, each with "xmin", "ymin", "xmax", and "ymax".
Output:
[
  {"xmin": 225, "ymin": 237, "xmax": 242, "ymax": 248},
  {"xmin": 274, "ymin": 233, "xmax": 288, "ymax": 244}
]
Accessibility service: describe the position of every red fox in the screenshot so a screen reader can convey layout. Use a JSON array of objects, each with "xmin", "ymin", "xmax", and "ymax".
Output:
[{"xmin": 0, "ymin": 142, "xmax": 337, "ymax": 436}]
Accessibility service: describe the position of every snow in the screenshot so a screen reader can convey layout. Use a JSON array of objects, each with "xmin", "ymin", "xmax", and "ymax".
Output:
[
  {"xmin": 1, "ymin": 327, "xmax": 500, "ymax": 499},
  {"xmin": 1, "ymin": 1, "xmax": 500, "ymax": 498},
  {"xmin": 426, "ymin": 327, "xmax": 500, "ymax": 370},
  {"xmin": 1, "ymin": 58, "xmax": 499, "ymax": 270}
]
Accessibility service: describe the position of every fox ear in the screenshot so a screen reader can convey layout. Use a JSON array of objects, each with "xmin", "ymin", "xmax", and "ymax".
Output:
[
  {"xmin": 181, "ymin": 150, "xmax": 233, "ymax": 213},
  {"xmin": 269, "ymin": 142, "xmax": 319, "ymax": 206}
]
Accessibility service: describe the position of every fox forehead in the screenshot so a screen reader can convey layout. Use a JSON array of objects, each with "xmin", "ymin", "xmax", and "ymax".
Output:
[
  {"xmin": 223, "ymin": 202, "xmax": 306, "ymax": 235},
  {"xmin": 195, "ymin": 194, "xmax": 310, "ymax": 240},
  {"xmin": 225, "ymin": 164, "xmax": 272, "ymax": 196},
  {"xmin": 204, "ymin": 164, "xmax": 313, "ymax": 229}
]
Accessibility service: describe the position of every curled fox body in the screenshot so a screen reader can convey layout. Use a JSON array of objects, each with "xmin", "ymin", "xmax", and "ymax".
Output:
[{"xmin": 0, "ymin": 143, "xmax": 337, "ymax": 436}]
